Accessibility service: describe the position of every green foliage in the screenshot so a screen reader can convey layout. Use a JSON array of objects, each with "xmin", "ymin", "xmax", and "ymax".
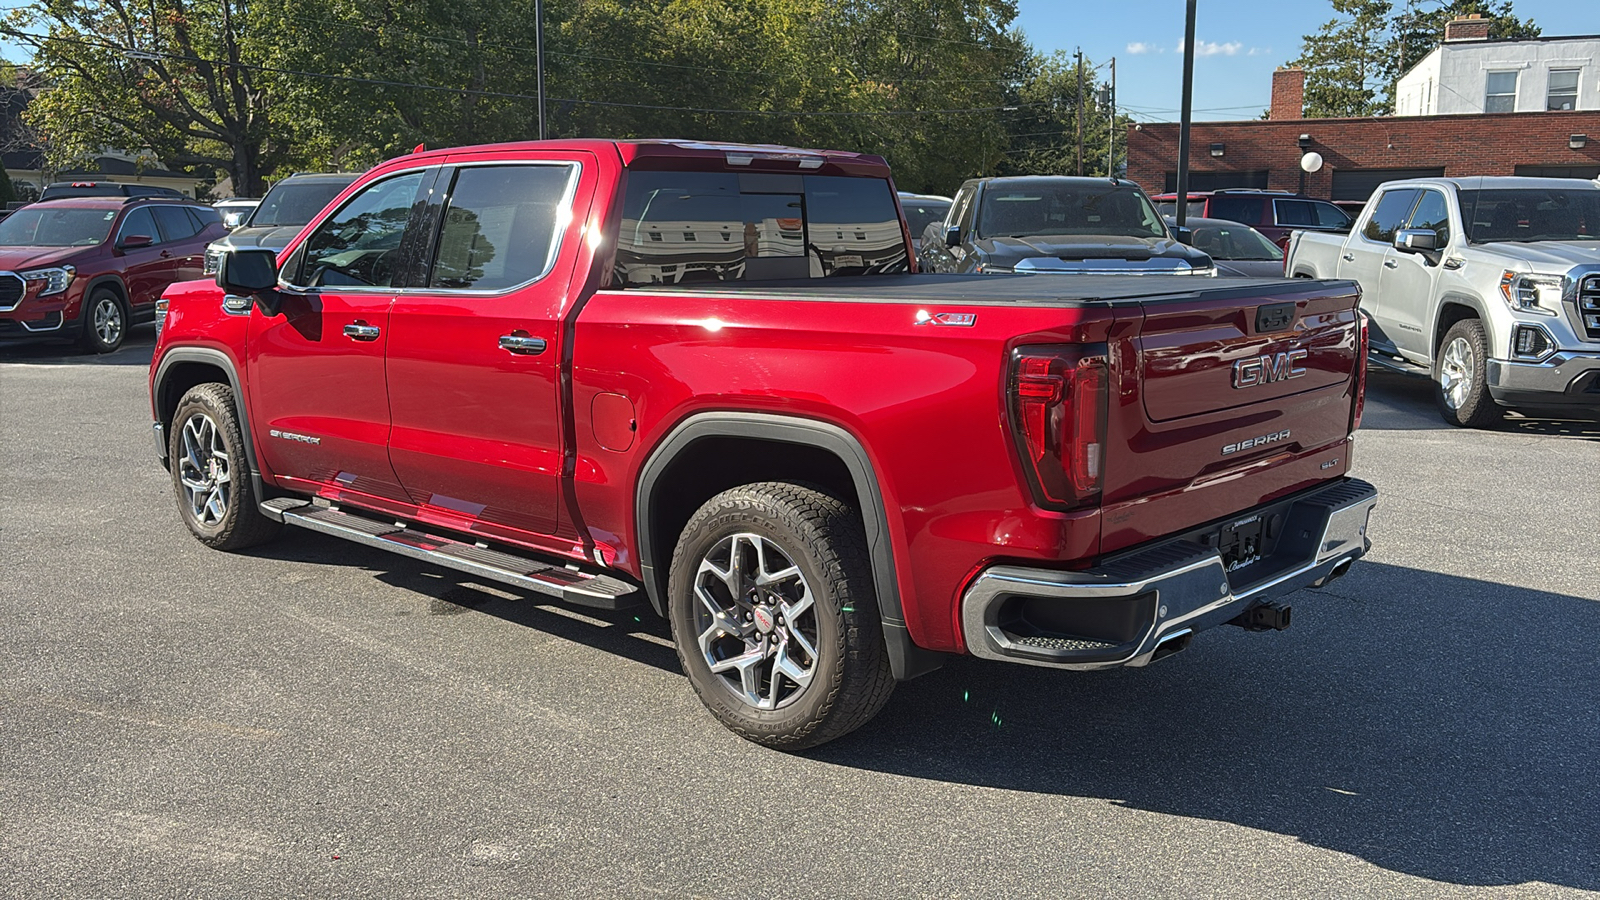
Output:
[
  {"xmin": 1291, "ymin": 0, "xmax": 1542, "ymax": 118},
  {"xmin": 5, "ymin": 0, "xmax": 1119, "ymax": 195},
  {"xmin": 0, "ymin": 171, "xmax": 16, "ymax": 205}
]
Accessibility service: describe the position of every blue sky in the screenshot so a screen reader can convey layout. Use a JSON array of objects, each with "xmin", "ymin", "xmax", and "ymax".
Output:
[{"xmin": 1014, "ymin": 0, "xmax": 1595, "ymax": 122}]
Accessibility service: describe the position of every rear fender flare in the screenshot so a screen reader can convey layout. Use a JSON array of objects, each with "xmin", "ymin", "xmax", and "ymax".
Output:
[{"xmin": 634, "ymin": 412, "xmax": 942, "ymax": 680}]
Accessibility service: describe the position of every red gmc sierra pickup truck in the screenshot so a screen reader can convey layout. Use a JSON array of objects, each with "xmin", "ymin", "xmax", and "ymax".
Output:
[{"xmin": 150, "ymin": 139, "xmax": 1377, "ymax": 749}]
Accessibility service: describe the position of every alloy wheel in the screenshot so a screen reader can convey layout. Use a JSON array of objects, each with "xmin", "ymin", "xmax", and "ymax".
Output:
[
  {"xmin": 693, "ymin": 533, "xmax": 819, "ymax": 710},
  {"xmin": 178, "ymin": 412, "xmax": 231, "ymax": 527},
  {"xmin": 1439, "ymin": 336, "xmax": 1474, "ymax": 410},
  {"xmin": 92, "ymin": 296, "xmax": 123, "ymax": 348}
]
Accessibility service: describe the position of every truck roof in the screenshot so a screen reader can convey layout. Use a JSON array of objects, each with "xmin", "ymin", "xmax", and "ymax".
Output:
[
  {"xmin": 1387, "ymin": 175, "xmax": 1600, "ymax": 192},
  {"xmin": 389, "ymin": 138, "xmax": 892, "ymax": 176}
]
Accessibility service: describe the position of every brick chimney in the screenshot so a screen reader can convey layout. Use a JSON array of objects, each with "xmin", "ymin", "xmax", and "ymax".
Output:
[
  {"xmin": 1444, "ymin": 13, "xmax": 1491, "ymax": 42},
  {"xmin": 1270, "ymin": 67, "xmax": 1305, "ymax": 120}
]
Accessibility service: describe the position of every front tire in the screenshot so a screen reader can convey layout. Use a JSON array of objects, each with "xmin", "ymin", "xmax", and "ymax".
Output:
[
  {"xmin": 667, "ymin": 482, "xmax": 894, "ymax": 750},
  {"xmin": 169, "ymin": 383, "xmax": 281, "ymax": 550},
  {"xmin": 1433, "ymin": 319, "xmax": 1501, "ymax": 428},
  {"xmin": 78, "ymin": 289, "xmax": 127, "ymax": 354}
]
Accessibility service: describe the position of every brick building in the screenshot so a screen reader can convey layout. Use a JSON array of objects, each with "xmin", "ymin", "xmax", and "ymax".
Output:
[{"xmin": 1127, "ymin": 66, "xmax": 1600, "ymax": 202}]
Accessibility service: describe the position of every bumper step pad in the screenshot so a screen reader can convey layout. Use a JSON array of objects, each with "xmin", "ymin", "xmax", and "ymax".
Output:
[{"xmin": 266, "ymin": 499, "xmax": 639, "ymax": 610}]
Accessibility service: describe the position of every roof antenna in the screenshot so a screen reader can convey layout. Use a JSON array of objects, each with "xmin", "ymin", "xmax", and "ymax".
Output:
[{"xmin": 413, "ymin": 143, "xmax": 426, "ymax": 154}]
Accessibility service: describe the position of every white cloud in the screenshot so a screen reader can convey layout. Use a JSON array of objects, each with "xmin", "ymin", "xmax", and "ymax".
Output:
[
  {"xmin": 1126, "ymin": 41, "xmax": 1154, "ymax": 55},
  {"xmin": 1247, "ymin": 46, "xmax": 1273, "ymax": 57},
  {"xmin": 1175, "ymin": 39, "xmax": 1245, "ymax": 57}
]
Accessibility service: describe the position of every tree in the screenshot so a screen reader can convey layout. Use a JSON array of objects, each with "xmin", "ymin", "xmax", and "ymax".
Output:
[
  {"xmin": 993, "ymin": 51, "xmax": 1128, "ymax": 179},
  {"xmin": 4, "ymin": 0, "xmax": 295, "ymax": 196},
  {"xmin": 1290, "ymin": 0, "xmax": 1542, "ymax": 118},
  {"xmin": 1291, "ymin": 0, "xmax": 1394, "ymax": 118}
]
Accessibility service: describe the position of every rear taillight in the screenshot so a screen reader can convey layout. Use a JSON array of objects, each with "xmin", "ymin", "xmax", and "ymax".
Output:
[
  {"xmin": 1009, "ymin": 346, "xmax": 1109, "ymax": 511},
  {"xmin": 1352, "ymin": 311, "xmax": 1369, "ymax": 431}
]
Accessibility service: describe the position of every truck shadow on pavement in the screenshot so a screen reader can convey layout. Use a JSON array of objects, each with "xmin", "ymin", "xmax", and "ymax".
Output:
[
  {"xmin": 816, "ymin": 561, "xmax": 1600, "ymax": 891},
  {"xmin": 1364, "ymin": 369, "xmax": 1600, "ymax": 439},
  {"xmin": 0, "ymin": 329, "xmax": 156, "ymax": 367},
  {"xmin": 250, "ymin": 529, "xmax": 683, "ymax": 675}
]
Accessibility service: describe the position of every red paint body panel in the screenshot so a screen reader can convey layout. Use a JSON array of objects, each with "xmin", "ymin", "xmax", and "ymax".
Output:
[{"xmin": 150, "ymin": 138, "xmax": 1367, "ymax": 661}]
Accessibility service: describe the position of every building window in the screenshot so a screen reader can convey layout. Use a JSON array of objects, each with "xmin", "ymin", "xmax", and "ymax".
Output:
[
  {"xmin": 1547, "ymin": 69, "xmax": 1580, "ymax": 111},
  {"xmin": 1485, "ymin": 71, "xmax": 1518, "ymax": 113}
]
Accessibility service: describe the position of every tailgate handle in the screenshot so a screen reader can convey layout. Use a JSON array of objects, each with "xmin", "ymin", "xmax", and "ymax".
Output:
[{"xmin": 1255, "ymin": 303, "xmax": 1296, "ymax": 333}]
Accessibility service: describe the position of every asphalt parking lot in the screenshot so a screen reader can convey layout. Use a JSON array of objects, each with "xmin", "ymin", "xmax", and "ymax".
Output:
[{"xmin": 3, "ymin": 330, "xmax": 1598, "ymax": 899}]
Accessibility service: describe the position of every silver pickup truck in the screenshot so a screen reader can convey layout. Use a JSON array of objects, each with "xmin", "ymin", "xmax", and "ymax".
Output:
[{"xmin": 1285, "ymin": 176, "xmax": 1600, "ymax": 427}]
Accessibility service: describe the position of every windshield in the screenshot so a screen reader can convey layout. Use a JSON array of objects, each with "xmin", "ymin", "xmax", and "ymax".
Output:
[
  {"xmin": 1187, "ymin": 222, "xmax": 1283, "ymax": 260},
  {"xmin": 976, "ymin": 184, "xmax": 1166, "ymax": 239},
  {"xmin": 902, "ymin": 199, "xmax": 950, "ymax": 237},
  {"xmin": 247, "ymin": 180, "xmax": 352, "ymax": 228},
  {"xmin": 0, "ymin": 207, "xmax": 116, "ymax": 247},
  {"xmin": 1460, "ymin": 188, "xmax": 1600, "ymax": 242}
]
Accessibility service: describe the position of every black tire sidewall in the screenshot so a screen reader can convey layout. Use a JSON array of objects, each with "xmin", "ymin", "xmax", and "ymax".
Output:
[
  {"xmin": 80, "ymin": 289, "xmax": 127, "ymax": 354},
  {"xmin": 668, "ymin": 489, "xmax": 858, "ymax": 745},
  {"xmin": 1433, "ymin": 319, "xmax": 1499, "ymax": 428},
  {"xmin": 169, "ymin": 385, "xmax": 259, "ymax": 548}
]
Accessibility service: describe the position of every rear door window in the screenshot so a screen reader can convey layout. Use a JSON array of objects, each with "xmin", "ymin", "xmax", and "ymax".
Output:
[
  {"xmin": 153, "ymin": 205, "xmax": 201, "ymax": 242},
  {"xmin": 1207, "ymin": 196, "xmax": 1264, "ymax": 225},
  {"xmin": 614, "ymin": 171, "xmax": 907, "ymax": 286},
  {"xmin": 1312, "ymin": 201, "xmax": 1351, "ymax": 229},
  {"xmin": 1274, "ymin": 199, "xmax": 1317, "ymax": 227},
  {"xmin": 425, "ymin": 164, "xmax": 577, "ymax": 291},
  {"xmin": 1362, "ymin": 189, "xmax": 1421, "ymax": 244}
]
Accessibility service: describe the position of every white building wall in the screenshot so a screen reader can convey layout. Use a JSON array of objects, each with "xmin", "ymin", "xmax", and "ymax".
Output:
[{"xmin": 1392, "ymin": 37, "xmax": 1600, "ymax": 116}]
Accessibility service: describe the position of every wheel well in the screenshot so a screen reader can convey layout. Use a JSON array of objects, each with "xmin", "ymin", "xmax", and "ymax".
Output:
[
  {"xmin": 86, "ymin": 277, "xmax": 127, "ymax": 305},
  {"xmin": 157, "ymin": 362, "xmax": 231, "ymax": 432},
  {"xmin": 646, "ymin": 436, "xmax": 860, "ymax": 607},
  {"xmin": 1434, "ymin": 302, "xmax": 1479, "ymax": 355}
]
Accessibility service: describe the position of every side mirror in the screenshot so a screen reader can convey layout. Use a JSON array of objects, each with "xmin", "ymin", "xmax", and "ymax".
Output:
[
  {"xmin": 1170, "ymin": 225, "xmax": 1194, "ymax": 244},
  {"xmin": 1394, "ymin": 228, "xmax": 1439, "ymax": 252},
  {"xmin": 118, "ymin": 234, "xmax": 154, "ymax": 250},
  {"xmin": 216, "ymin": 248, "xmax": 283, "ymax": 316},
  {"xmin": 944, "ymin": 225, "xmax": 962, "ymax": 248}
]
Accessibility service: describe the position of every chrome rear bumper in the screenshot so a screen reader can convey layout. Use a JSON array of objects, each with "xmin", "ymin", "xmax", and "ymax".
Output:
[{"xmin": 960, "ymin": 478, "xmax": 1377, "ymax": 670}]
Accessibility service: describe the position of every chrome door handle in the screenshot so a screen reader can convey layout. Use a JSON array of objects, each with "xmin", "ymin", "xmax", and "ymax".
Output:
[
  {"xmin": 1341, "ymin": 253, "xmax": 1355, "ymax": 262},
  {"xmin": 499, "ymin": 333, "xmax": 547, "ymax": 355},
  {"xmin": 1383, "ymin": 259, "xmax": 1398, "ymax": 269},
  {"xmin": 343, "ymin": 323, "xmax": 381, "ymax": 341}
]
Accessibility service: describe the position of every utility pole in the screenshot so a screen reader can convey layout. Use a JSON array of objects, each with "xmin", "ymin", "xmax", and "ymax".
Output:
[
  {"xmin": 1108, "ymin": 57, "xmax": 1116, "ymax": 176},
  {"xmin": 1075, "ymin": 49, "xmax": 1085, "ymax": 176},
  {"xmin": 535, "ymin": 0, "xmax": 546, "ymax": 140},
  {"xmin": 1175, "ymin": 0, "xmax": 1197, "ymax": 226}
]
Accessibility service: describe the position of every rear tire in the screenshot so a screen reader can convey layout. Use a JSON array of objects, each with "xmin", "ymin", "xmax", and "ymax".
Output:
[
  {"xmin": 77, "ymin": 289, "xmax": 127, "ymax": 354},
  {"xmin": 169, "ymin": 383, "xmax": 282, "ymax": 550},
  {"xmin": 667, "ymin": 482, "xmax": 894, "ymax": 750},
  {"xmin": 1433, "ymin": 319, "xmax": 1501, "ymax": 428}
]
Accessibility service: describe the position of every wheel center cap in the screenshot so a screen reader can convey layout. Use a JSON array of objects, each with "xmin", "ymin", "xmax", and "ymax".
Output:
[{"xmin": 752, "ymin": 606, "xmax": 776, "ymax": 634}]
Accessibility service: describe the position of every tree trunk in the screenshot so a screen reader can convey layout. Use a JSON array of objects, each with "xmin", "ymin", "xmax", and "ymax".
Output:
[{"xmin": 232, "ymin": 140, "xmax": 265, "ymax": 198}]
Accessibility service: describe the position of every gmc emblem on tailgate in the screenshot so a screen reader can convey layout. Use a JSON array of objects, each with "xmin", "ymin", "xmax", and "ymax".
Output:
[{"xmin": 1233, "ymin": 350, "xmax": 1308, "ymax": 388}]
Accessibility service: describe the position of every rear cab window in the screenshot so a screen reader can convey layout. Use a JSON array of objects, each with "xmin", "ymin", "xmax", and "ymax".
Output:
[{"xmin": 613, "ymin": 171, "xmax": 908, "ymax": 287}]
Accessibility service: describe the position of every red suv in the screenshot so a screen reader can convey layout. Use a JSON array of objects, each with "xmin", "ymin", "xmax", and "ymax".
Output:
[
  {"xmin": 0, "ymin": 197, "xmax": 226, "ymax": 353},
  {"xmin": 1152, "ymin": 189, "xmax": 1352, "ymax": 249}
]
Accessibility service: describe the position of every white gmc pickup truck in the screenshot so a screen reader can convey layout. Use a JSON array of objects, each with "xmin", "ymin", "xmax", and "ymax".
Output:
[{"xmin": 1285, "ymin": 176, "xmax": 1600, "ymax": 427}]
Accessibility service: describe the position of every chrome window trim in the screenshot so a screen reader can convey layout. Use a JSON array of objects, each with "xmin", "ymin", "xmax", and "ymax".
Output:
[
  {"xmin": 413, "ymin": 159, "xmax": 583, "ymax": 297},
  {"xmin": 278, "ymin": 165, "xmax": 436, "ymax": 294}
]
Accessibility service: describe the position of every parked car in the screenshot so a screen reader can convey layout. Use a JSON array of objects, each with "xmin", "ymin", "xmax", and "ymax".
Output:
[
  {"xmin": 0, "ymin": 197, "xmax": 225, "ymax": 352},
  {"xmin": 153, "ymin": 139, "xmax": 1375, "ymax": 749},
  {"xmin": 39, "ymin": 181, "xmax": 188, "ymax": 201},
  {"xmin": 1284, "ymin": 175, "xmax": 1600, "ymax": 427},
  {"xmin": 897, "ymin": 191, "xmax": 951, "ymax": 239},
  {"xmin": 1165, "ymin": 215, "xmax": 1286, "ymax": 277},
  {"xmin": 203, "ymin": 172, "xmax": 359, "ymax": 274},
  {"xmin": 1152, "ymin": 189, "xmax": 1353, "ymax": 250},
  {"xmin": 920, "ymin": 176, "xmax": 1215, "ymax": 275},
  {"xmin": 213, "ymin": 198, "xmax": 260, "ymax": 229}
]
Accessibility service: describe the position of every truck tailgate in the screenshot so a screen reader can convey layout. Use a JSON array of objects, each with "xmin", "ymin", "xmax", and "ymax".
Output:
[{"xmin": 1101, "ymin": 279, "xmax": 1362, "ymax": 554}]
